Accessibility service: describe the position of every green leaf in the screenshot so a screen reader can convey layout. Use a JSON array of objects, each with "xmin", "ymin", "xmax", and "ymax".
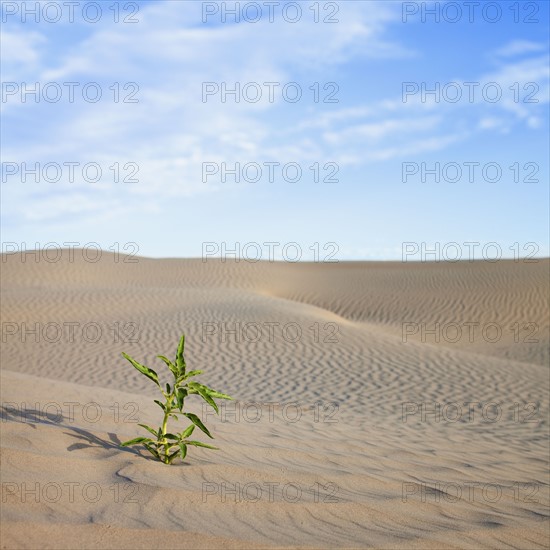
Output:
[
  {"xmin": 122, "ymin": 352, "xmax": 160, "ymax": 387},
  {"xmin": 183, "ymin": 412, "xmax": 213, "ymax": 438},
  {"xmin": 167, "ymin": 449, "xmax": 180, "ymax": 464},
  {"xmin": 180, "ymin": 424, "xmax": 195, "ymax": 438},
  {"xmin": 208, "ymin": 390, "xmax": 233, "ymax": 400},
  {"xmin": 187, "ymin": 382, "xmax": 204, "ymax": 395},
  {"xmin": 176, "ymin": 387, "xmax": 187, "ymax": 411},
  {"xmin": 166, "ymin": 383, "xmax": 171, "ymax": 395},
  {"xmin": 143, "ymin": 443, "xmax": 160, "ymax": 459},
  {"xmin": 121, "ymin": 436, "xmax": 153, "ymax": 447},
  {"xmin": 201, "ymin": 384, "xmax": 233, "ymax": 400},
  {"xmin": 185, "ymin": 440, "xmax": 218, "ymax": 450},
  {"xmin": 164, "ymin": 433, "xmax": 179, "ymax": 440},
  {"xmin": 175, "ymin": 334, "xmax": 186, "ymax": 375},
  {"xmin": 138, "ymin": 423, "xmax": 159, "ymax": 438},
  {"xmin": 154, "ymin": 400, "xmax": 166, "ymax": 412},
  {"xmin": 197, "ymin": 388, "xmax": 219, "ymax": 414},
  {"xmin": 189, "ymin": 382, "xmax": 233, "ymax": 400},
  {"xmin": 183, "ymin": 370, "xmax": 203, "ymax": 379},
  {"xmin": 179, "ymin": 442, "xmax": 187, "ymax": 460},
  {"xmin": 157, "ymin": 355, "xmax": 178, "ymax": 377}
]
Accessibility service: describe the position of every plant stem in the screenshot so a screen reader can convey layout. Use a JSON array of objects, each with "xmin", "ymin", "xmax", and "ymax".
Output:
[
  {"xmin": 160, "ymin": 391, "xmax": 173, "ymax": 464},
  {"xmin": 161, "ymin": 414, "xmax": 168, "ymax": 462}
]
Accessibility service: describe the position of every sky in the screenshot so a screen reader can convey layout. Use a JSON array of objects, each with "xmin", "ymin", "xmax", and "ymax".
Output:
[{"xmin": 1, "ymin": 0, "xmax": 549, "ymax": 261}]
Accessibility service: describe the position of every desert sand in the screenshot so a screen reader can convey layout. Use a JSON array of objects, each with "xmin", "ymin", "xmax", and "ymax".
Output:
[{"xmin": 1, "ymin": 250, "xmax": 548, "ymax": 549}]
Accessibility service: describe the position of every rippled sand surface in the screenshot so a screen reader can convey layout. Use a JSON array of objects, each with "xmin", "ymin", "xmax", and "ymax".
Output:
[{"xmin": 1, "ymin": 251, "xmax": 548, "ymax": 549}]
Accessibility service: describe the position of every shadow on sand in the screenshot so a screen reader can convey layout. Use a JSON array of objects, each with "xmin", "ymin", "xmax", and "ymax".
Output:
[{"xmin": 1, "ymin": 404, "xmax": 152, "ymax": 460}]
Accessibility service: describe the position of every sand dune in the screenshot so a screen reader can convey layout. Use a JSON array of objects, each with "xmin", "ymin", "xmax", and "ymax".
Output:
[{"xmin": 1, "ymin": 251, "xmax": 548, "ymax": 549}]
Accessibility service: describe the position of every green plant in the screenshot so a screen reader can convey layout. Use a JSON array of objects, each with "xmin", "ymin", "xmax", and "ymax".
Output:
[{"xmin": 120, "ymin": 334, "xmax": 232, "ymax": 464}]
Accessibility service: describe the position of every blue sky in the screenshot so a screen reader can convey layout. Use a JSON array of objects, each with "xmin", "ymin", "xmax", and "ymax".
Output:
[{"xmin": 1, "ymin": 0, "xmax": 549, "ymax": 260}]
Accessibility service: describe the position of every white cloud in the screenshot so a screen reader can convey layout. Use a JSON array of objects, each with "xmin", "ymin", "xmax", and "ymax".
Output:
[
  {"xmin": 294, "ymin": 49, "xmax": 549, "ymax": 163},
  {"xmin": 0, "ymin": 30, "xmax": 46, "ymax": 80},
  {"xmin": 323, "ymin": 116, "xmax": 442, "ymax": 145},
  {"xmin": 2, "ymin": 0, "xmax": 548, "ymax": 229},
  {"xmin": 494, "ymin": 40, "xmax": 547, "ymax": 58},
  {"xmin": 3, "ymin": 1, "xmax": 409, "ymax": 212}
]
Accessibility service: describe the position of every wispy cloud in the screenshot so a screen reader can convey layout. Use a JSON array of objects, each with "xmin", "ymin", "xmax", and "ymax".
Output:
[
  {"xmin": 2, "ymin": 1, "xmax": 548, "ymax": 258},
  {"xmin": 493, "ymin": 39, "xmax": 547, "ymax": 58}
]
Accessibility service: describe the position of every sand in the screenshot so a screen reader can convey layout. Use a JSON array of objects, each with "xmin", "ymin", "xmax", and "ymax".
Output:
[{"xmin": 1, "ymin": 250, "xmax": 548, "ymax": 549}]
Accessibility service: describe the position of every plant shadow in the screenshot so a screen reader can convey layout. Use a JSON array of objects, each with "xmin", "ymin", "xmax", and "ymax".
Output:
[
  {"xmin": 0, "ymin": 404, "xmax": 65, "ymax": 428},
  {"xmin": 1, "ymin": 404, "xmax": 157, "ymax": 461},
  {"xmin": 64, "ymin": 426, "xmax": 157, "ymax": 461}
]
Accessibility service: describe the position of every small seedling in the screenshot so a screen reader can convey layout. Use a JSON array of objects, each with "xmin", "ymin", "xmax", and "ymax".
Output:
[{"xmin": 120, "ymin": 334, "xmax": 232, "ymax": 464}]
